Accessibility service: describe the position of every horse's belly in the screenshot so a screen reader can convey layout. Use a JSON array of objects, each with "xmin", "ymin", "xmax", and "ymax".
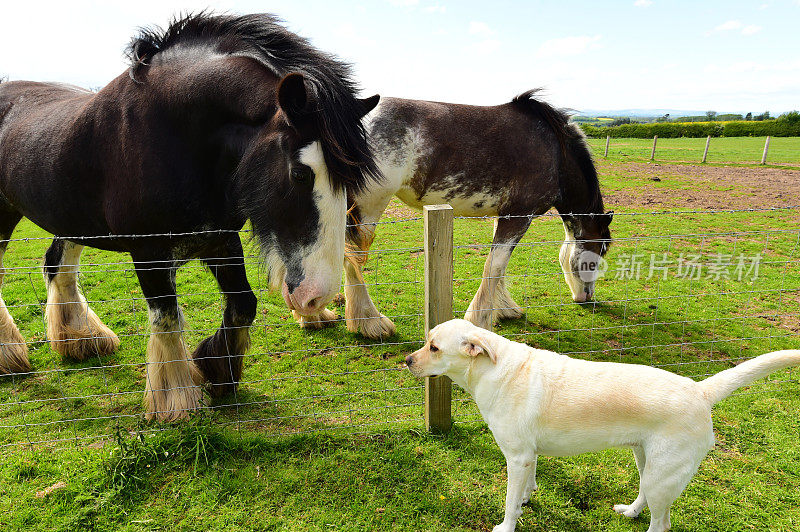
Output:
[{"xmin": 396, "ymin": 183, "xmax": 501, "ymax": 217}]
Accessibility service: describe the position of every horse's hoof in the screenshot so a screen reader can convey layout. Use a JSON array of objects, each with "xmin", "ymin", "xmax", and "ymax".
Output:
[
  {"xmin": 293, "ymin": 308, "xmax": 339, "ymax": 329},
  {"xmin": 144, "ymin": 378, "xmax": 203, "ymax": 422},
  {"xmin": 463, "ymin": 310, "xmax": 493, "ymax": 331},
  {"xmin": 0, "ymin": 341, "xmax": 31, "ymax": 374},
  {"xmin": 348, "ymin": 314, "xmax": 396, "ymax": 339}
]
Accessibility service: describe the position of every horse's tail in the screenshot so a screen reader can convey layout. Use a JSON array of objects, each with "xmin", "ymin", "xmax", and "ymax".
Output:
[
  {"xmin": 511, "ymin": 90, "xmax": 605, "ymax": 218},
  {"xmin": 699, "ymin": 350, "xmax": 800, "ymax": 405}
]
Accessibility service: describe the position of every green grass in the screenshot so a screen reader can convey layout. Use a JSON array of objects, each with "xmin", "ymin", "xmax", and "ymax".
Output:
[
  {"xmin": 1, "ymin": 162, "xmax": 799, "ymax": 530},
  {"xmin": 585, "ymin": 136, "xmax": 800, "ymax": 165}
]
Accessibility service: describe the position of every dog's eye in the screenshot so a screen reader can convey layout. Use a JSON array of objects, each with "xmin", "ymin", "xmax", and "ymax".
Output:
[{"xmin": 430, "ymin": 344, "xmax": 439, "ymax": 353}]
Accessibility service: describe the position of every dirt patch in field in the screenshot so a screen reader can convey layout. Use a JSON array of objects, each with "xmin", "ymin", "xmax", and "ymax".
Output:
[
  {"xmin": 778, "ymin": 292, "xmax": 800, "ymax": 334},
  {"xmin": 383, "ymin": 204, "xmax": 420, "ymax": 220},
  {"xmin": 600, "ymin": 161, "xmax": 800, "ymax": 210},
  {"xmin": 375, "ymin": 161, "xmax": 799, "ymax": 219}
]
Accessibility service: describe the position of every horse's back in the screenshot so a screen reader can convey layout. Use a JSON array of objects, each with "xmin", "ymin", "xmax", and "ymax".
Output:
[
  {"xmin": 368, "ymin": 96, "xmax": 563, "ymax": 216},
  {"xmin": 0, "ymin": 80, "xmax": 91, "ymax": 116}
]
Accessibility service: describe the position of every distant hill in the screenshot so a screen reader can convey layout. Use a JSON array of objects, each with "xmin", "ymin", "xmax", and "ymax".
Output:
[{"xmin": 578, "ymin": 109, "xmax": 710, "ymax": 118}]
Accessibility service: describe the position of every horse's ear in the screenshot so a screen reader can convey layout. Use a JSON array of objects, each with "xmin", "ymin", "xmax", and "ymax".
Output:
[
  {"xmin": 277, "ymin": 73, "xmax": 315, "ymax": 130},
  {"xmin": 358, "ymin": 94, "xmax": 380, "ymax": 117}
]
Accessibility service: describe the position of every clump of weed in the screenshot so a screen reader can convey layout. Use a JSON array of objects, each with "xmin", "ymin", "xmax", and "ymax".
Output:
[{"xmin": 105, "ymin": 411, "xmax": 231, "ymax": 493}]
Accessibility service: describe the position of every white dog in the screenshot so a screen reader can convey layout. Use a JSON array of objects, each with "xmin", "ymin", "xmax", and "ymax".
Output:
[{"xmin": 405, "ymin": 319, "xmax": 800, "ymax": 532}]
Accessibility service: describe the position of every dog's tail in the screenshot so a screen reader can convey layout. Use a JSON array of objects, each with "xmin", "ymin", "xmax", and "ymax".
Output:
[{"xmin": 699, "ymin": 350, "xmax": 800, "ymax": 405}]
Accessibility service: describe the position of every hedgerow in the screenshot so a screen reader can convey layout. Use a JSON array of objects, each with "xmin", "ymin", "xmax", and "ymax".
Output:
[{"xmin": 581, "ymin": 114, "xmax": 800, "ymax": 138}]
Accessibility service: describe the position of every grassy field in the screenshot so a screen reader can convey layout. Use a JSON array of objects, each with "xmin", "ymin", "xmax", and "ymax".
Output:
[
  {"xmin": 584, "ymin": 136, "xmax": 800, "ymax": 165},
  {"xmin": 1, "ymin": 150, "xmax": 799, "ymax": 530}
]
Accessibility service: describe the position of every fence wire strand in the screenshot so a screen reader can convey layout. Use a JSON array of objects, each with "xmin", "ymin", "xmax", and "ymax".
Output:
[{"xmin": 1, "ymin": 207, "xmax": 799, "ymax": 447}]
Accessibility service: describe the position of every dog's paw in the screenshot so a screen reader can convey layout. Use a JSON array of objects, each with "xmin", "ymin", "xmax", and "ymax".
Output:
[
  {"xmin": 521, "ymin": 488, "xmax": 538, "ymax": 506},
  {"xmin": 613, "ymin": 504, "xmax": 642, "ymax": 518}
]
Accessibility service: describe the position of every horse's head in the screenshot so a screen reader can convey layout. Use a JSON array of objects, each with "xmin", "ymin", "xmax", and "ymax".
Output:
[
  {"xmin": 244, "ymin": 73, "xmax": 378, "ymax": 315},
  {"xmin": 559, "ymin": 212, "xmax": 613, "ymax": 302}
]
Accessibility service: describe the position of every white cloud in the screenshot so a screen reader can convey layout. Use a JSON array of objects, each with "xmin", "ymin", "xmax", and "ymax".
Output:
[
  {"xmin": 536, "ymin": 35, "xmax": 602, "ymax": 58},
  {"xmin": 424, "ymin": 5, "xmax": 446, "ymax": 13},
  {"xmin": 633, "ymin": 0, "xmax": 653, "ymax": 7},
  {"xmin": 387, "ymin": 0, "xmax": 419, "ymax": 6},
  {"xmin": 467, "ymin": 39, "xmax": 501, "ymax": 57},
  {"xmin": 715, "ymin": 20, "xmax": 743, "ymax": 31},
  {"xmin": 710, "ymin": 20, "xmax": 763, "ymax": 36},
  {"xmin": 332, "ymin": 23, "xmax": 376, "ymax": 48},
  {"xmin": 468, "ymin": 21, "xmax": 494, "ymax": 38}
]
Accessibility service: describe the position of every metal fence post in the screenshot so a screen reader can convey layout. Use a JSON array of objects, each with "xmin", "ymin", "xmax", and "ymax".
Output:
[{"xmin": 423, "ymin": 204, "xmax": 453, "ymax": 433}]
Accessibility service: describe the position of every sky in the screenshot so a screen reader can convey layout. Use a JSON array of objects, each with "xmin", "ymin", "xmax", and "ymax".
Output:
[{"xmin": 1, "ymin": 0, "xmax": 798, "ymax": 114}]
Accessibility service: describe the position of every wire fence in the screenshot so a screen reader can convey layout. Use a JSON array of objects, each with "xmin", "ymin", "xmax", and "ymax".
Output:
[
  {"xmin": 1, "ymin": 205, "xmax": 798, "ymax": 448},
  {"xmin": 584, "ymin": 135, "xmax": 799, "ymax": 165}
]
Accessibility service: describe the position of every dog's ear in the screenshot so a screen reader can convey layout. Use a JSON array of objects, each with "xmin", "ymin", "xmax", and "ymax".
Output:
[{"xmin": 462, "ymin": 330, "xmax": 497, "ymax": 364}]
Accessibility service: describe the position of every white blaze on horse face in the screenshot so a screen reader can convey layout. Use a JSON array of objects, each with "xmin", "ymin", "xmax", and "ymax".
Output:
[
  {"xmin": 559, "ymin": 225, "xmax": 593, "ymax": 303},
  {"xmin": 283, "ymin": 141, "xmax": 346, "ymax": 315}
]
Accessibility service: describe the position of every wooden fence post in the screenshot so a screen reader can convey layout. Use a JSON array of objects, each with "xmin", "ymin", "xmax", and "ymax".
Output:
[
  {"xmin": 702, "ymin": 135, "xmax": 711, "ymax": 163},
  {"xmin": 761, "ymin": 136, "xmax": 771, "ymax": 165},
  {"xmin": 423, "ymin": 204, "xmax": 453, "ymax": 433},
  {"xmin": 604, "ymin": 135, "xmax": 610, "ymax": 158},
  {"xmin": 650, "ymin": 135, "xmax": 658, "ymax": 161}
]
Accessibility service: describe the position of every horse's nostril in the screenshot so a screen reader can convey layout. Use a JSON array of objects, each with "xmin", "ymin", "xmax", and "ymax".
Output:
[
  {"xmin": 307, "ymin": 297, "xmax": 321, "ymax": 310},
  {"xmin": 405, "ymin": 355, "xmax": 414, "ymax": 367}
]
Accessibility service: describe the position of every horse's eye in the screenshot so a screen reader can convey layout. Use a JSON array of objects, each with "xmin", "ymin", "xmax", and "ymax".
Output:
[
  {"xmin": 430, "ymin": 344, "xmax": 439, "ymax": 353},
  {"xmin": 291, "ymin": 167, "xmax": 312, "ymax": 183}
]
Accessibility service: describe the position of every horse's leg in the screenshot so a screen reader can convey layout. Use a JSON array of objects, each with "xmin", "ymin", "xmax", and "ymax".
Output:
[
  {"xmin": 43, "ymin": 240, "xmax": 119, "ymax": 359},
  {"xmin": 134, "ymin": 258, "xmax": 202, "ymax": 421},
  {"xmin": 343, "ymin": 194, "xmax": 396, "ymax": 339},
  {"xmin": 494, "ymin": 219, "xmax": 525, "ymax": 320},
  {"xmin": 465, "ymin": 216, "xmax": 532, "ymax": 329},
  {"xmin": 0, "ymin": 210, "xmax": 29, "ymax": 374},
  {"xmin": 191, "ymin": 236, "xmax": 257, "ymax": 399}
]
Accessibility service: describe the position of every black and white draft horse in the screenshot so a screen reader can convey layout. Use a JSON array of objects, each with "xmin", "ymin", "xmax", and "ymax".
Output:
[
  {"xmin": 295, "ymin": 93, "xmax": 612, "ymax": 338},
  {"xmin": 0, "ymin": 13, "xmax": 379, "ymax": 420}
]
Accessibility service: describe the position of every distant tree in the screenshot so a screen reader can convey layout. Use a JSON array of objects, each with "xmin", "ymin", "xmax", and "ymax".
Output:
[
  {"xmin": 754, "ymin": 111, "xmax": 771, "ymax": 121},
  {"xmin": 745, "ymin": 112, "xmax": 752, "ymax": 121},
  {"xmin": 609, "ymin": 117, "xmax": 632, "ymax": 126},
  {"xmin": 779, "ymin": 110, "xmax": 800, "ymax": 124},
  {"xmin": 655, "ymin": 113, "xmax": 670, "ymax": 123},
  {"xmin": 705, "ymin": 111, "xmax": 717, "ymax": 121}
]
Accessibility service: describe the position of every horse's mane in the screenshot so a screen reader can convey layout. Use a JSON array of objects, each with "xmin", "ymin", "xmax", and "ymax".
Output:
[
  {"xmin": 0, "ymin": 77, "xmax": 12, "ymax": 128},
  {"xmin": 511, "ymin": 90, "xmax": 605, "ymax": 220},
  {"xmin": 127, "ymin": 12, "xmax": 377, "ymax": 193}
]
